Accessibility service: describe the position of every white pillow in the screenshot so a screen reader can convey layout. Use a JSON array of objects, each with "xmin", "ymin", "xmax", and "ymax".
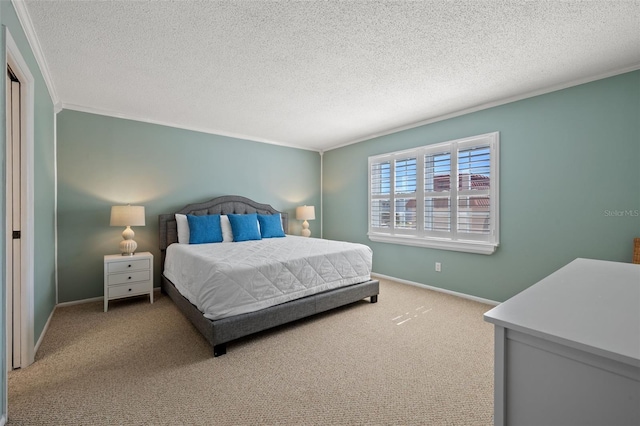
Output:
[
  {"xmin": 221, "ymin": 215, "xmax": 233, "ymax": 242},
  {"xmin": 175, "ymin": 214, "xmax": 190, "ymax": 244}
]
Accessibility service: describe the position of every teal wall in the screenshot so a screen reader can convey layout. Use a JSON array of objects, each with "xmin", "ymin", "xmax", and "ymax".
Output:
[
  {"xmin": 323, "ymin": 71, "xmax": 640, "ymax": 302},
  {"xmin": 1, "ymin": 3, "xmax": 56, "ymax": 350},
  {"xmin": 0, "ymin": 12, "xmax": 5, "ymax": 421},
  {"xmin": 56, "ymin": 110, "xmax": 321, "ymax": 302}
]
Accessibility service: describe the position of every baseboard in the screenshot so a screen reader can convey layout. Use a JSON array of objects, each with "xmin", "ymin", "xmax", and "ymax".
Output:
[
  {"xmin": 371, "ymin": 272, "xmax": 500, "ymax": 306},
  {"xmin": 55, "ymin": 295, "xmax": 103, "ymax": 308},
  {"xmin": 34, "ymin": 305, "xmax": 56, "ymax": 354},
  {"xmin": 56, "ymin": 287, "xmax": 161, "ymax": 308}
]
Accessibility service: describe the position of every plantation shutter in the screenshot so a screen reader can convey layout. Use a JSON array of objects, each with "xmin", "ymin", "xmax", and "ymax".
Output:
[
  {"xmin": 456, "ymin": 144, "xmax": 492, "ymax": 241},
  {"xmin": 368, "ymin": 132, "xmax": 499, "ymax": 255},
  {"xmin": 370, "ymin": 160, "xmax": 391, "ymax": 229},
  {"xmin": 424, "ymin": 151, "xmax": 451, "ymax": 236},
  {"xmin": 394, "ymin": 157, "xmax": 417, "ymax": 231}
]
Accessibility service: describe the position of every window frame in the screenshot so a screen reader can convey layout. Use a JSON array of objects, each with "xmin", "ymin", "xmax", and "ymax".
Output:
[{"xmin": 368, "ymin": 132, "xmax": 499, "ymax": 255}]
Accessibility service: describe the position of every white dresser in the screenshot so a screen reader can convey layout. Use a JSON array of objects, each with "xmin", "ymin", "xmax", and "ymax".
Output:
[
  {"xmin": 484, "ymin": 258, "xmax": 640, "ymax": 426},
  {"xmin": 104, "ymin": 252, "xmax": 154, "ymax": 312}
]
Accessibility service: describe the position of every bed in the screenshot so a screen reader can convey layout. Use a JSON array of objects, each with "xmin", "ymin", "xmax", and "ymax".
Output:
[{"xmin": 159, "ymin": 195, "xmax": 379, "ymax": 356}]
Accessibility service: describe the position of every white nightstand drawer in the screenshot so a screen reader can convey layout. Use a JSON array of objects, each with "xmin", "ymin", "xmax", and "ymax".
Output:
[
  {"xmin": 104, "ymin": 251, "xmax": 153, "ymax": 312},
  {"xmin": 107, "ymin": 270, "xmax": 150, "ymax": 286},
  {"xmin": 108, "ymin": 281, "xmax": 151, "ymax": 298},
  {"xmin": 107, "ymin": 258, "xmax": 151, "ymax": 273}
]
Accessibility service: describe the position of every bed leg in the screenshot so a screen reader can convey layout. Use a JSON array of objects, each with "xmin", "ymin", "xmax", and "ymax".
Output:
[
  {"xmin": 213, "ymin": 343, "xmax": 227, "ymax": 357},
  {"xmin": 370, "ymin": 295, "xmax": 378, "ymax": 303}
]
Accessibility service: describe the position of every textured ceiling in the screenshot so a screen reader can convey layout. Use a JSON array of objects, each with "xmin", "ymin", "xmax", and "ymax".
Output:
[{"xmin": 21, "ymin": 0, "xmax": 640, "ymax": 151}]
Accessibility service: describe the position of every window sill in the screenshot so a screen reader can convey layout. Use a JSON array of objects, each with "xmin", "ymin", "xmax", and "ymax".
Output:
[{"xmin": 368, "ymin": 233, "xmax": 498, "ymax": 255}]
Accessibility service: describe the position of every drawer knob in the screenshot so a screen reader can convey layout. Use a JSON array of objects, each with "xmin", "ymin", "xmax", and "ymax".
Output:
[
  {"xmin": 128, "ymin": 264, "xmax": 132, "ymax": 268},
  {"xmin": 128, "ymin": 276, "xmax": 132, "ymax": 280}
]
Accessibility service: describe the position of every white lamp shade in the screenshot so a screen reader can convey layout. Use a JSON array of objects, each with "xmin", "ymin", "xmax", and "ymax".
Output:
[
  {"xmin": 296, "ymin": 205, "xmax": 315, "ymax": 221},
  {"xmin": 110, "ymin": 205, "xmax": 146, "ymax": 227}
]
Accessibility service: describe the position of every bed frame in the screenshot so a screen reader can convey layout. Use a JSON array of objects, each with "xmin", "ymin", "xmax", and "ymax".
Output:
[{"xmin": 159, "ymin": 195, "xmax": 379, "ymax": 357}]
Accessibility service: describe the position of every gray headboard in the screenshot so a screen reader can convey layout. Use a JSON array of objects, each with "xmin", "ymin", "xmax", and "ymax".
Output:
[{"xmin": 159, "ymin": 195, "xmax": 288, "ymax": 265}]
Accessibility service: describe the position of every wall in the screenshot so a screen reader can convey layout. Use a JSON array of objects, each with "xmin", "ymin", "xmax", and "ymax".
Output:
[
  {"xmin": 0, "ymin": 7, "xmax": 5, "ymax": 421},
  {"xmin": 1, "ymin": 2, "xmax": 56, "ymax": 351},
  {"xmin": 56, "ymin": 110, "xmax": 321, "ymax": 303},
  {"xmin": 323, "ymin": 71, "xmax": 640, "ymax": 302}
]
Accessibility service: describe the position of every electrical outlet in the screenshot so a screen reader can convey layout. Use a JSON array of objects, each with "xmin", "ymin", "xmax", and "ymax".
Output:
[{"xmin": 435, "ymin": 262, "xmax": 441, "ymax": 272}]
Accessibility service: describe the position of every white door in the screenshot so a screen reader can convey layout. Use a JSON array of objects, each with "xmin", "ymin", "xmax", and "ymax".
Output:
[{"xmin": 6, "ymin": 67, "xmax": 21, "ymax": 370}]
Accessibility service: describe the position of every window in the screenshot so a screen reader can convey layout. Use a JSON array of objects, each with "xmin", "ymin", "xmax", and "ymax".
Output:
[{"xmin": 368, "ymin": 132, "xmax": 499, "ymax": 254}]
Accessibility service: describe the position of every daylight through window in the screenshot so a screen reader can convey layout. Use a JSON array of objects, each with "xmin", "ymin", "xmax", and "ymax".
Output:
[{"xmin": 368, "ymin": 132, "xmax": 499, "ymax": 254}]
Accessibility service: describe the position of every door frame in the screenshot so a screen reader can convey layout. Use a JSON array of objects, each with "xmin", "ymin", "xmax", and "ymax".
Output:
[{"xmin": 5, "ymin": 28, "xmax": 34, "ymax": 369}]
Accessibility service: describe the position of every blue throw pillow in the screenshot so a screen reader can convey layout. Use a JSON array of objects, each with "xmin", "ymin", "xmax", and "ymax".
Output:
[
  {"xmin": 227, "ymin": 213, "xmax": 262, "ymax": 242},
  {"xmin": 257, "ymin": 213, "xmax": 285, "ymax": 238},
  {"xmin": 187, "ymin": 214, "xmax": 223, "ymax": 244}
]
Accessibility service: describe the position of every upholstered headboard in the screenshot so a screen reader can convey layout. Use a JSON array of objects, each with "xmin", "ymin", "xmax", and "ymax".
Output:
[{"xmin": 158, "ymin": 195, "xmax": 289, "ymax": 266}]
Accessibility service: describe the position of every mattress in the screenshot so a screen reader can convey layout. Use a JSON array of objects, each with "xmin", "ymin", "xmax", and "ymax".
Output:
[{"xmin": 163, "ymin": 235, "xmax": 373, "ymax": 320}]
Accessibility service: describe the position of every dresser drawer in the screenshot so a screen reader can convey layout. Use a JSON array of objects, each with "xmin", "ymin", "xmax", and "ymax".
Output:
[
  {"xmin": 108, "ymin": 281, "xmax": 151, "ymax": 298},
  {"xmin": 107, "ymin": 258, "xmax": 151, "ymax": 273},
  {"xmin": 107, "ymin": 270, "xmax": 150, "ymax": 286}
]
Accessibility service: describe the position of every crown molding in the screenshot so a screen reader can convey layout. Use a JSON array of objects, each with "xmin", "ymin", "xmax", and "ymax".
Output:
[
  {"xmin": 60, "ymin": 102, "xmax": 321, "ymax": 152},
  {"xmin": 326, "ymin": 64, "xmax": 640, "ymax": 152},
  {"xmin": 11, "ymin": 0, "xmax": 60, "ymax": 105}
]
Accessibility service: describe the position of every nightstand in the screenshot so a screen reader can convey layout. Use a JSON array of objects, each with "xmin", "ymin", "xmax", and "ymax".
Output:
[{"xmin": 104, "ymin": 252, "xmax": 153, "ymax": 312}]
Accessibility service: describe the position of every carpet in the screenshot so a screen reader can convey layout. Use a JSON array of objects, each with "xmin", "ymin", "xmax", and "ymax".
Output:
[{"xmin": 8, "ymin": 279, "xmax": 494, "ymax": 425}]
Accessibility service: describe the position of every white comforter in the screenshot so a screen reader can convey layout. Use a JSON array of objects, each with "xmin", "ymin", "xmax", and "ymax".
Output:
[{"xmin": 163, "ymin": 236, "xmax": 373, "ymax": 320}]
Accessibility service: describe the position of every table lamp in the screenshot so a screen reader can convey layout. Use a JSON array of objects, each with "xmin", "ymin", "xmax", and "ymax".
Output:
[
  {"xmin": 296, "ymin": 205, "xmax": 315, "ymax": 237},
  {"xmin": 110, "ymin": 205, "xmax": 145, "ymax": 255}
]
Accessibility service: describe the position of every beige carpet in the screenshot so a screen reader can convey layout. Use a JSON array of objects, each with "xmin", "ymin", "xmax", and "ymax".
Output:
[{"xmin": 8, "ymin": 279, "xmax": 494, "ymax": 425}]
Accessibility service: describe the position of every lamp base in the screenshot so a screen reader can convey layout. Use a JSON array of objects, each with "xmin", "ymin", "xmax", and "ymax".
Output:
[
  {"xmin": 301, "ymin": 220, "xmax": 311, "ymax": 238},
  {"xmin": 120, "ymin": 226, "xmax": 138, "ymax": 255}
]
